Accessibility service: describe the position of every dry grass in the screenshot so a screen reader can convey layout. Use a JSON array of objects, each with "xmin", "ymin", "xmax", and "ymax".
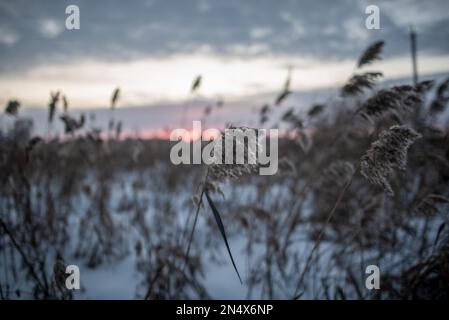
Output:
[{"xmin": 1, "ymin": 41, "xmax": 449, "ymax": 300}]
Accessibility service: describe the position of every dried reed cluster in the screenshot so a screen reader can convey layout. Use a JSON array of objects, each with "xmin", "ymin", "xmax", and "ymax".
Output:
[
  {"xmin": 430, "ymin": 78, "xmax": 449, "ymax": 114},
  {"xmin": 341, "ymin": 72, "xmax": 383, "ymax": 97},
  {"xmin": 360, "ymin": 125, "xmax": 421, "ymax": 196},
  {"xmin": 357, "ymin": 83, "xmax": 433, "ymax": 122},
  {"xmin": 207, "ymin": 126, "xmax": 261, "ymax": 187}
]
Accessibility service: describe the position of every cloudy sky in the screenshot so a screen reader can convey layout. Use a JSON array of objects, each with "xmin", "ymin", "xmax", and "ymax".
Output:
[{"xmin": 1, "ymin": 0, "xmax": 449, "ymax": 113}]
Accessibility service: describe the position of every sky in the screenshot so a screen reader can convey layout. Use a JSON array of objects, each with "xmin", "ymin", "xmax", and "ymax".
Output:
[{"xmin": 1, "ymin": 0, "xmax": 449, "ymax": 132}]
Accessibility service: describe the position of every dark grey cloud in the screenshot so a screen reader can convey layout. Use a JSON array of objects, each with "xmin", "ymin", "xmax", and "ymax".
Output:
[{"xmin": 0, "ymin": 0, "xmax": 448, "ymax": 72}]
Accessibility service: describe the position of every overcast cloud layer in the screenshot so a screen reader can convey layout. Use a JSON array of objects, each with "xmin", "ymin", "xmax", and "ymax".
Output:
[
  {"xmin": 1, "ymin": 0, "xmax": 449, "ymax": 109},
  {"xmin": 1, "ymin": 0, "xmax": 449, "ymax": 64}
]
